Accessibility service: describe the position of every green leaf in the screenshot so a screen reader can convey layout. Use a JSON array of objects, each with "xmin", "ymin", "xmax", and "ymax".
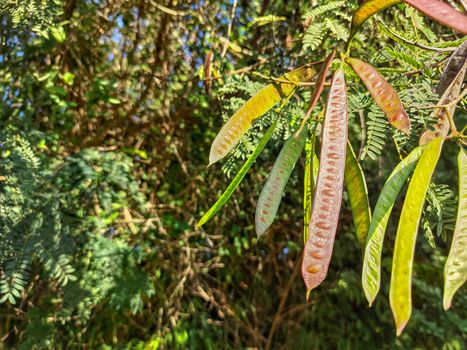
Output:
[
  {"xmin": 50, "ymin": 25, "xmax": 66, "ymax": 43},
  {"xmin": 209, "ymin": 64, "xmax": 317, "ymax": 165},
  {"xmin": 390, "ymin": 137, "xmax": 444, "ymax": 336},
  {"xmin": 443, "ymin": 148, "xmax": 467, "ymax": 310},
  {"xmin": 362, "ymin": 145, "xmax": 424, "ymax": 306},
  {"xmin": 255, "ymin": 126, "xmax": 308, "ymax": 237},
  {"xmin": 344, "ymin": 142, "xmax": 371, "ymax": 248},
  {"xmin": 403, "ymin": 0, "xmax": 467, "ymax": 35},
  {"xmin": 197, "ymin": 121, "xmax": 277, "ymax": 228}
]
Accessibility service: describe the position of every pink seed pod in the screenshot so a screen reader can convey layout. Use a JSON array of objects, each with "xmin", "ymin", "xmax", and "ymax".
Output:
[{"xmin": 301, "ymin": 68, "xmax": 348, "ymax": 299}]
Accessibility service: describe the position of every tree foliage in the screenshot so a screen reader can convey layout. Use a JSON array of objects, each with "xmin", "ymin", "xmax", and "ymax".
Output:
[{"xmin": 0, "ymin": 0, "xmax": 466, "ymax": 348}]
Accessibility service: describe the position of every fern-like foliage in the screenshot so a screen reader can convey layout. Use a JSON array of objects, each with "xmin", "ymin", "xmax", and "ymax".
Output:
[
  {"xmin": 422, "ymin": 184, "xmax": 457, "ymax": 247},
  {"xmin": 302, "ymin": 0, "xmax": 350, "ymax": 53},
  {"xmin": 0, "ymin": 0, "xmax": 63, "ymax": 37},
  {"xmin": 0, "ymin": 130, "xmax": 76, "ymax": 304}
]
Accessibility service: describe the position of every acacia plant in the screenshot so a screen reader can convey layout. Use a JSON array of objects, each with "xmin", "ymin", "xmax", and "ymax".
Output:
[{"xmin": 198, "ymin": 0, "xmax": 467, "ymax": 335}]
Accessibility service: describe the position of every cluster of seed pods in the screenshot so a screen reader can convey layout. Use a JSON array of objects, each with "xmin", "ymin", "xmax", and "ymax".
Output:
[{"xmin": 301, "ymin": 68, "xmax": 348, "ymax": 297}]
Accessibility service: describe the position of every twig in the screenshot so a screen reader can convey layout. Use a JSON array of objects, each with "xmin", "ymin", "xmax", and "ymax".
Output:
[
  {"xmin": 221, "ymin": 0, "xmax": 238, "ymax": 57},
  {"xmin": 358, "ymin": 110, "xmax": 366, "ymax": 159},
  {"xmin": 378, "ymin": 20, "xmax": 456, "ymax": 52},
  {"xmin": 150, "ymin": 1, "xmax": 187, "ymax": 16},
  {"xmin": 265, "ymin": 254, "xmax": 302, "ymax": 350}
]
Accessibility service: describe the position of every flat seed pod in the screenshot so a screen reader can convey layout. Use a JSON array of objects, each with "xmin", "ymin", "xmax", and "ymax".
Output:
[
  {"xmin": 420, "ymin": 60, "xmax": 467, "ymax": 145},
  {"xmin": 349, "ymin": 0, "xmax": 402, "ymax": 40},
  {"xmin": 389, "ymin": 137, "xmax": 444, "ymax": 336},
  {"xmin": 301, "ymin": 68, "xmax": 348, "ymax": 298},
  {"xmin": 403, "ymin": 0, "xmax": 467, "ymax": 35},
  {"xmin": 303, "ymin": 133, "xmax": 320, "ymax": 243},
  {"xmin": 437, "ymin": 41, "xmax": 467, "ymax": 95},
  {"xmin": 347, "ymin": 58, "xmax": 411, "ymax": 134},
  {"xmin": 197, "ymin": 121, "xmax": 277, "ymax": 228},
  {"xmin": 443, "ymin": 148, "xmax": 467, "ymax": 310},
  {"xmin": 362, "ymin": 146, "xmax": 424, "ymax": 306},
  {"xmin": 255, "ymin": 126, "xmax": 308, "ymax": 237},
  {"xmin": 344, "ymin": 142, "xmax": 371, "ymax": 249},
  {"xmin": 209, "ymin": 65, "xmax": 317, "ymax": 165},
  {"xmin": 303, "ymin": 49, "xmax": 337, "ymax": 122}
]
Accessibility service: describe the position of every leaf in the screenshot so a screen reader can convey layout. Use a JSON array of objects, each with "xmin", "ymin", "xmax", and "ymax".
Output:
[
  {"xmin": 304, "ymin": 1, "xmax": 347, "ymax": 19},
  {"xmin": 255, "ymin": 126, "xmax": 308, "ymax": 237},
  {"xmin": 443, "ymin": 148, "xmax": 467, "ymax": 310},
  {"xmin": 347, "ymin": 57, "xmax": 411, "ymax": 134},
  {"xmin": 349, "ymin": 0, "xmax": 402, "ymax": 41},
  {"xmin": 302, "ymin": 23, "xmax": 326, "ymax": 51},
  {"xmin": 389, "ymin": 137, "xmax": 444, "ymax": 336},
  {"xmin": 437, "ymin": 41, "xmax": 467, "ymax": 95},
  {"xmin": 420, "ymin": 60, "xmax": 467, "ymax": 145},
  {"xmin": 403, "ymin": 0, "xmax": 467, "ymax": 35},
  {"xmin": 303, "ymin": 130, "xmax": 320, "ymax": 243},
  {"xmin": 197, "ymin": 121, "xmax": 277, "ymax": 228},
  {"xmin": 362, "ymin": 145, "xmax": 424, "ymax": 306},
  {"xmin": 209, "ymin": 65, "xmax": 317, "ymax": 165},
  {"xmin": 301, "ymin": 68, "xmax": 348, "ymax": 298},
  {"xmin": 344, "ymin": 142, "xmax": 371, "ymax": 248},
  {"xmin": 250, "ymin": 15, "xmax": 287, "ymax": 27}
]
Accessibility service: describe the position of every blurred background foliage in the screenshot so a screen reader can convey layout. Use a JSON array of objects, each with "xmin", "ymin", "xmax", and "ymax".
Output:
[{"xmin": 0, "ymin": 0, "xmax": 466, "ymax": 349}]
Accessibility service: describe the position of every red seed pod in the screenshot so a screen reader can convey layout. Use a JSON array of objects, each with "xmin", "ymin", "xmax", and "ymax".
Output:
[
  {"xmin": 347, "ymin": 58, "xmax": 411, "ymax": 135},
  {"xmin": 404, "ymin": 0, "xmax": 467, "ymax": 35},
  {"xmin": 301, "ymin": 68, "xmax": 348, "ymax": 298}
]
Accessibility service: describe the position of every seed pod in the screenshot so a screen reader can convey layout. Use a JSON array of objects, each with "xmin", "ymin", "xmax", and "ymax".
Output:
[
  {"xmin": 437, "ymin": 41, "xmax": 467, "ymax": 95},
  {"xmin": 362, "ymin": 145, "xmax": 424, "ymax": 306},
  {"xmin": 349, "ymin": 0, "xmax": 402, "ymax": 40},
  {"xmin": 209, "ymin": 64, "xmax": 317, "ymax": 165},
  {"xmin": 344, "ymin": 142, "xmax": 371, "ymax": 249},
  {"xmin": 197, "ymin": 121, "xmax": 277, "ymax": 228},
  {"xmin": 403, "ymin": 0, "xmax": 467, "ymax": 35},
  {"xmin": 255, "ymin": 126, "xmax": 308, "ymax": 237},
  {"xmin": 390, "ymin": 137, "xmax": 444, "ymax": 336},
  {"xmin": 347, "ymin": 57, "xmax": 411, "ymax": 134},
  {"xmin": 303, "ymin": 49, "xmax": 337, "ymax": 122},
  {"xmin": 301, "ymin": 68, "xmax": 348, "ymax": 298},
  {"xmin": 420, "ymin": 60, "xmax": 467, "ymax": 145},
  {"xmin": 443, "ymin": 148, "xmax": 467, "ymax": 310},
  {"xmin": 303, "ymin": 130, "xmax": 320, "ymax": 243}
]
